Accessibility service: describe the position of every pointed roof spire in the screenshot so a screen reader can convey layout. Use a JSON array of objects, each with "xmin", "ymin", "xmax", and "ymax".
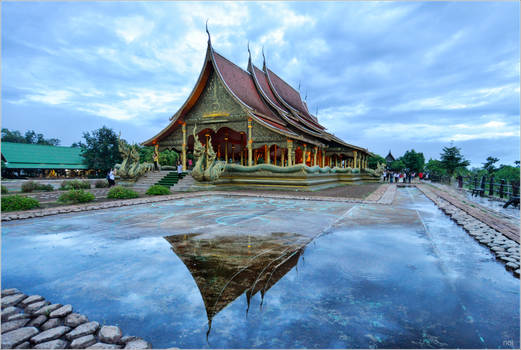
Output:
[
  {"xmin": 205, "ymin": 19, "xmax": 211, "ymax": 44},
  {"xmin": 298, "ymin": 80, "xmax": 301, "ymax": 93},
  {"xmin": 262, "ymin": 46, "xmax": 266, "ymax": 69},
  {"xmin": 304, "ymin": 88, "xmax": 308, "ymax": 102},
  {"xmin": 247, "ymin": 41, "xmax": 251, "ymax": 64}
]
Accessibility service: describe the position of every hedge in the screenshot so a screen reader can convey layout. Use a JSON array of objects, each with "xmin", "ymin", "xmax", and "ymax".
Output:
[
  {"xmin": 107, "ymin": 186, "xmax": 139, "ymax": 199},
  {"xmin": 146, "ymin": 185, "xmax": 171, "ymax": 196},
  {"xmin": 58, "ymin": 190, "xmax": 95, "ymax": 204},
  {"xmin": 1, "ymin": 195, "xmax": 40, "ymax": 212}
]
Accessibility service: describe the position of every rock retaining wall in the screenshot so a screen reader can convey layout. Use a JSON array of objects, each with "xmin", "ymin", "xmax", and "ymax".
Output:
[
  {"xmin": 1, "ymin": 289, "xmax": 152, "ymax": 349},
  {"xmin": 418, "ymin": 186, "xmax": 520, "ymax": 278}
]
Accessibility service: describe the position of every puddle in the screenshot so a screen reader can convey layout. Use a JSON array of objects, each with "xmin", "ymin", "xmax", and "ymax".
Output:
[{"xmin": 2, "ymin": 191, "xmax": 519, "ymax": 348}]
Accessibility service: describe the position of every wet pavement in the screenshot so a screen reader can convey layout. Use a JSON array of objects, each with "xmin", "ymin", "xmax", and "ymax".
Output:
[{"xmin": 2, "ymin": 189, "xmax": 519, "ymax": 348}]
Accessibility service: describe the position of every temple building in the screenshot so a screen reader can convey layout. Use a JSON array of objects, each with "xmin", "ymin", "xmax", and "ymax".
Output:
[{"xmin": 143, "ymin": 33, "xmax": 372, "ymax": 174}]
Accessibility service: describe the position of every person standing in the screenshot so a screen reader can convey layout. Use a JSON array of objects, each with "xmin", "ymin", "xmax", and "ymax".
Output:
[
  {"xmin": 108, "ymin": 169, "xmax": 115, "ymax": 187},
  {"xmin": 177, "ymin": 161, "xmax": 183, "ymax": 175}
]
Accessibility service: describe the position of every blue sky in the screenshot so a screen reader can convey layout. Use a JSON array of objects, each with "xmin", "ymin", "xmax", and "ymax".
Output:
[{"xmin": 2, "ymin": 1, "xmax": 519, "ymax": 167}]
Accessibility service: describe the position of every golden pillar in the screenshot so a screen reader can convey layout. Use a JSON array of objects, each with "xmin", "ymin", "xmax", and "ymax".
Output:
[
  {"xmin": 274, "ymin": 144, "xmax": 277, "ymax": 166},
  {"xmin": 225, "ymin": 136, "xmax": 229, "ymax": 163},
  {"xmin": 240, "ymin": 147, "xmax": 244, "ymax": 165},
  {"xmin": 281, "ymin": 149, "xmax": 285, "ymax": 167},
  {"xmin": 265, "ymin": 145, "xmax": 270, "ymax": 164},
  {"xmin": 287, "ymin": 139, "xmax": 293, "ymax": 166},
  {"xmin": 247, "ymin": 118, "xmax": 253, "ymax": 166},
  {"xmin": 181, "ymin": 123, "xmax": 187, "ymax": 171},
  {"xmin": 322, "ymin": 150, "xmax": 326, "ymax": 168},
  {"xmin": 205, "ymin": 134, "xmax": 210, "ymax": 169},
  {"xmin": 353, "ymin": 151, "xmax": 358, "ymax": 169},
  {"xmin": 302, "ymin": 144, "xmax": 307, "ymax": 165},
  {"xmin": 313, "ymin": 147, "xmax": 317, "ymax": 166}
]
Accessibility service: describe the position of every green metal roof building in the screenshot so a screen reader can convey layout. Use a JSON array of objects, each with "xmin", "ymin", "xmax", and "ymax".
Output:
[{"xmin": 1, "ymin": 142, "xmax": 88, "ymax": 169}]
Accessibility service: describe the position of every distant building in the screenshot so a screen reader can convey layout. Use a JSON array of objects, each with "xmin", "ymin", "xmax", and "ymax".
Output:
[
  {"xmin": 1, "ymin": 142, "xmax": 88, "ymax": 178},
  {"xmin": 385, "ymin": 150, "xmax": 395, "ymax": 166}
]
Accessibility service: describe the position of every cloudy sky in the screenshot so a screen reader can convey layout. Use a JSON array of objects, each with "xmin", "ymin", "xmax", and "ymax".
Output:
[{"xmin": 2, "ymin": 1, "xmax": 519, "ymax": 167}]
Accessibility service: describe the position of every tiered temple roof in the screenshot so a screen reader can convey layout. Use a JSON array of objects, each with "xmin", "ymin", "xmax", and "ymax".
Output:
[{"xmin": 143, "ymin": 34, "xmax": 369, "ymax": 155}]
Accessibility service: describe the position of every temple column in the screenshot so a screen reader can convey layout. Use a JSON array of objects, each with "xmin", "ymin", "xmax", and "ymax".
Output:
[
  {"xmin": 247, "ymin": 118, "xmax": 253, "ymax": 166},
  {"xmin": 313, "ymin": 147, "xmax": 317, "ymax": 166},
  {"xmin": 205, "ymin": 134, "xmax": 210, "ymax": 169},
  {"xmin": 225, "ymin": 136, "xmax": 229, "ymax": 163},
  {"xmin": 322, "ymin": 150, "xmax": 326, "ymax": 168},
  {"xmin": 265, "ymin": 145, "xmax": 270, "ymax": 164},
  {"xmin": 281, "ymin": 149, "xmax": 285, "ymax": 167},
  {"xmin": 287, "ymin": 139, "xmax": 293, "ymax": 166},
  {"xmin": 274, "ymin": 144, "xmax": 277, "ymax": 166},
  {"xmin": 302, "ymin": 144, "xmax": 307, "ymax": 165},
  {"xmin": 353, "ymin": 151, "xmax": 358, "ymax": 169},
  {"xmin": 240, "ymin": 148, "xmax": 244, "ymax": 165},
  {"xmin": 182, "ymin": 123, "xmax": 187, "ymax": 171}
]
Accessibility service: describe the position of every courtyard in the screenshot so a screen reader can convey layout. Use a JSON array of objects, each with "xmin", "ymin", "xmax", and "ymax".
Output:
[{"xmin": 2, "ymin": 186, "xmax": 519, "ymax": 348}]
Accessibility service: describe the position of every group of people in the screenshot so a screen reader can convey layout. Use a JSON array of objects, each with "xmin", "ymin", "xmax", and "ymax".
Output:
[{"xmin": 382, "ymin": 170, "xmax": 429, "ymax": 183}]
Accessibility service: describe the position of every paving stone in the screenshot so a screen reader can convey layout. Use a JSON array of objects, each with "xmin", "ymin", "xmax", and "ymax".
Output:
[
  {"xmin": 2, "ymin": 293, "xmax": 27, "ymax": 308},
  {"xmin": 26, "ymin": 300, "xmax": 50, "ymax": 313},
  {"xmin": 20, "ymin": 295, "xmax": 44, "ymax": 307},
  {"xmin": 70, "ymin": 334, "xmax": 97, "ymax": 349},
  {"xmin": 8, "ymin": 313, "xmax": 32, "ymax": 321},
  {"xmin": 1, "ymin": 327, "xmax": 39, "ymax": 348},
  {"xmin": 33, "ymin": 339, "xmax": 69, "ymax": 349},
  {"xmin": 34, "ymin": 303, "xmax": 62, "ymax": 316},
  {"xmin": 2, "ymin": 288, "xmax": 21, "ymax": 297},
  {"xmin": 30, "ymin": 326, "xmax": 71, "ymax": 344},
  {"xmin": 15, "ymin": 341, "xmax": 30, "ymax": 349},
  {"xmin": 50, "ymin": 304, "xmax": 73, "ymax": 318},
  {"xmin": 66, "ymin": 321, "xmax": 100, "ymax": 340},
  {"xmin": 1, "ymin": 318, "xmax": 30, "ymax": 334},
  {"xmin": 99, "ymin": 325, "xmax": 123, "ymax": 344},
  {"xmin": 28, "ymin": 315, "xmax": 48, "ymax": 327},
  {"xmin": 88, "ymin": 343, "xmax": 122, "ymax": 349},
  {"xmin": 65, "ymin": 313, "xmax": 89, "ymax": 327},
  {"xmin": 2, "ymin": 306, "xmax": 21, "ymax": 321},
  {"xmin": 41, "ymin": 317, "xmax": 63, "ymax": 331},
  {"xmin": 124, "ymin": 339, "xmax": 152, "ymax": 349}
]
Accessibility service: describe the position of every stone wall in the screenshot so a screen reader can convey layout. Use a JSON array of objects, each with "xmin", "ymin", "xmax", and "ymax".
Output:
[{"xmin": 1, "ymin": 289, "xmax": 152, "ymax": 349}]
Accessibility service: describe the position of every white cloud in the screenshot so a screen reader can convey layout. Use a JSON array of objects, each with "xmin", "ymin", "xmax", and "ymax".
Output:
[
  {"xmin": 363, "ymin": 119, "xmax": 519, "ymax": 142},
  {"xmin": 114, "ymin": 16, "xmax": 155, "ymax": 44}
]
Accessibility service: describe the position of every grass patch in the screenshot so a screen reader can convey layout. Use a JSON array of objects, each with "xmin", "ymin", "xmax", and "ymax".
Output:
[
  {"xmin": 60, "ymin": 180, "xmax": 91, "ymax": 190},
  {"xmin": 21, "ymin": 181, "xmax": 54, "ymax": 193}
]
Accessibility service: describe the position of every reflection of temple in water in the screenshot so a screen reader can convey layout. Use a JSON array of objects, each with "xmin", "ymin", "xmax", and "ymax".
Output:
[{"xmin": 164, "ymin": 232, "xmax": 307, "ymax": 334}]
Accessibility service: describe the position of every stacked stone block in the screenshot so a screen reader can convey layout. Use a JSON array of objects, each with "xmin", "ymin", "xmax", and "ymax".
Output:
[{"xmin": 1, "ymin": 289, "xmax": 152, "ymax": 349}]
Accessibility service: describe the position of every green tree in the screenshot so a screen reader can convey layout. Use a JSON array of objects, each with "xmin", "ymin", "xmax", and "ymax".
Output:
[
  {"xmin": 482, "ymin": 156, "xmax": 499, "ymax": 174},
  {"xmin": 138, "ymin": 146, "xmax": 154, "ymax": 163},
  {"xmin": 1, "ymin": 128, "xmax": 60, "ymax": 146},
  {"xmin": 401, "ymin": 149, "xmax": 425, "ymax": 173},
  {"xmin": 367, "ymin": 154, "xmax": 386, "ymax": 169},
  {"xmin": 389, "ymin": 159, "xmax": 405, "ymax": 172},
  {"xmin": 495, "ymin": 164, "xmax": 520, "ymax": 183},
  {"xmin": 440, "ymin": 145, "xmax": 469, "ymax": 177},
  {"xmin": 424, "ymin": 159, "xmax": 447, "ymax": 176},
  {"xmin": 77, "ymin": 126, "xmax": 122, "ymax": 172},
  {"xmin": 159, "ymin": 149, "xmax": 179, "ymax": 166}
]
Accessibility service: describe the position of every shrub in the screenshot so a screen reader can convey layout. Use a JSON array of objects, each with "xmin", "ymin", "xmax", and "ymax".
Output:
[
  {"xmin": 20, "ymin": 181, "xmax": 53, "ymax": 192},
  {"xmin": 60, "ymin": 180, "xmax": 91, "ymax": 190},
  {"xmin": 1, "ymin": 195, "xmax": 40, "ymax": 212},
  {"xmin": 95, "ymin": 180, "xmax": 108, "ymax": 188},
  {"xmin": 58, "ymin": 189, "xmax": 95, "ymax": 204},
  {"xmin": 146, "ymin": 185, "xmax": 171, "ymax": 196},
  {"xmin": 21, "ymin": 181, "xmax": 37, "ymax": 193},
  {"xmin": 1, "ymin": 185, "xmax": 8, "ymax": 194},
  {"xmin": 107, "ymin": 186, "xmax": 139, "ymax": 199}
]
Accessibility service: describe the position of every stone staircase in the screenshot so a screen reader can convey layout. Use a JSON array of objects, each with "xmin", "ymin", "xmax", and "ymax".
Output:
[
  {"xmin": 172, "ymin": 173, "xmax": 195, "ymax": 192},
  {"xmin": 132, "ymin": 170, "xmax": 171, "ymax": 193}
]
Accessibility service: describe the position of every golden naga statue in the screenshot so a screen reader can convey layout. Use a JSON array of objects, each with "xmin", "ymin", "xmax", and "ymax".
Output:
[
  {"xmin": 114, "ymin": 136, "xmax": 153, "ymax": 179},
  {"xmin": 191, "ymin": 124, "xmax": 226, "ymax": 182}
]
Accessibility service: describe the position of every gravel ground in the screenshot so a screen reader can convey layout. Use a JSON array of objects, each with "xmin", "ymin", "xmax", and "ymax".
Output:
[{"xmin": 229, "ymin": 183, "xmax": 382, "ymax": 199}]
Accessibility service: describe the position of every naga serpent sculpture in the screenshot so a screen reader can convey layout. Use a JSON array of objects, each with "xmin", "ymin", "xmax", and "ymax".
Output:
[{"xmin": 191, "ymin": 124, "xmax": 226, "ymax": 182}]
